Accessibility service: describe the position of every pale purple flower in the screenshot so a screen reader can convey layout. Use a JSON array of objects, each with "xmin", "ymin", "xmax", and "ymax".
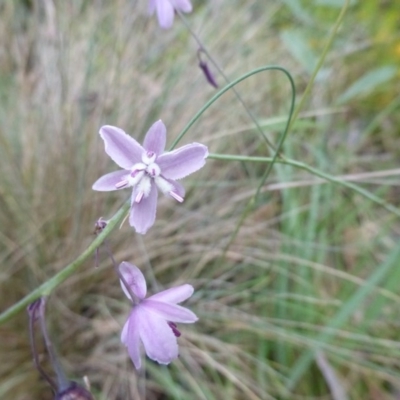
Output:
[
  {"xmin": 148, "ymin": 0, "xmax": 192, "ymax": 29},
  {"xmin": 92, "ymin": 120, "xmax": 208, "ymax": 234},
  {"xmin": 119, "ymin": 262, "xmax": 198, "ymax": 369}
]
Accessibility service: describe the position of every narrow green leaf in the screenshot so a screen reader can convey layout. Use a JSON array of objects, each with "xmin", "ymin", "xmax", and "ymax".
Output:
[
  {"xmin": 338, "ymin": 66, "xmax": 397, "ymax": 103},
  {"xmin": 315, "ymin": 0, "xmax": 357, "ymax": 7},
  {"xmin": 287, "ymin": 242, "xmax": 400, "ymax": 390},
  {"xmin": 281, "ymin": 30, "xmax": 317, "ymax": 74}
]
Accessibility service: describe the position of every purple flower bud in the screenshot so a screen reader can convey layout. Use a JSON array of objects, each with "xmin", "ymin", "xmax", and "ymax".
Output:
[
  {"xmin": 28, "ymin": 298, "xmax": 95, "ymax": 400},
  {"xmin": 197, "ymin": 49, "xmax": 218, "ymax": 89},
  {"xmin": 199, "ymin": 60, "xmax": 219, "ymax": 89},
  {"xmin": 55, "ymin": 382, "xmax": 95, "ymax": 400}
]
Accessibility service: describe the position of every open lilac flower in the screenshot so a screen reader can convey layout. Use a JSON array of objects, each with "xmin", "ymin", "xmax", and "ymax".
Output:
[
  {"xmin": 119, "ymin": 262, "xmax": 198, "ymax": 369},
  {"xmin": 148, "ymin": 0, "xmax": 192, "ymax": 29},
  {"xmin": 92, "ymin": 120, "xmax": 208, "ymax": 234}
]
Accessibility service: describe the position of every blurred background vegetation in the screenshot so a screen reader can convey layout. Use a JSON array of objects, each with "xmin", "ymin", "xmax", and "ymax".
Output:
[{"xmin": 0, "ymin": 0, "xmax": 399, "ymax": 399}]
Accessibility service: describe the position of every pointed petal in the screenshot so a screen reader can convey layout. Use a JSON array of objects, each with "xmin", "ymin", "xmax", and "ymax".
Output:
[
  {"xmin": 119, "ymin": 262, "xmax": 147, "ymax": 300},
  {"xmin": 138, "ymin": 307, "xmax": 179, "ymax": 365},
  {"xmin": 129, "ymin": 183, "xmax": 158, "ymax": 234},
  {"xmin": 143, "ymin": 120, "xmax": 166, "ymax": 156},
  {"xmin": 122, "ymin": 309, "xmax": 142, "ymax": 369},
  {"xmin": 170, "ymin": 0, "xmax": 192, "ymax": 13},
  {"xmin": 155, "ymin": 0, "xmax": 175, "ymax": 29},
  {"xmin": 99, "ymin": 125, "xmax": 144, "ymax": 169},
  {"xmin": 142, "ymin": 300, "xmax": 198, "ymax": 323},
  {"xmin": 157, "ymin": 143, "xmax": 208, "ymax": 180},
  {"xmin": 92, "ymin": 170, "xmax": 129, "ymax": 191},
  {"xmin": 149, "ymin": 284, "xmax": 194, "ymax": 303}
]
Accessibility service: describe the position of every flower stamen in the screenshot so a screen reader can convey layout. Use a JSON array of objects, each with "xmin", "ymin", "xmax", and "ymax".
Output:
[
  {"xmin": 169, "ymin": 191, "xmax": 184, "ymax": 202},
  {"xmin": 168, "ymin": 322, "xmax": 181, "ymax": 337},
  {"xmin": 135, "ymin": 191, "xmax": 144, "ymax": 203},
  {"xmin": 115, "ymin": 179, "xmax": 129, "ymax": 189}
]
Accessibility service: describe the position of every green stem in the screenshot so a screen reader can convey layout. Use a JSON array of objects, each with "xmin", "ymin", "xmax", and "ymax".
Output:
[
  {"xmin": 288, "ymin": 0, "xmax": 351, "ymax": 130},
  {"xmin": 0, "ymin": 201, "xmax": 130, "ymax": 325},
  {"xmin": 215, "ymin": 72, "xmax": 295, "ymax": 261},
  {"xmin": 177, "ymin": 12, "xmax": 276, "ymax": 152},
  {"xmin": 170, "ymin": 66, "xmax": 293, "ymax": 150},
  {"xmin": 209, "ymin": 153, "xmax": 400, "ymax": 217}
]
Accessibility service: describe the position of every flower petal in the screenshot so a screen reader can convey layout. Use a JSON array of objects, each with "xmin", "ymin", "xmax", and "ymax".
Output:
[
  {"xmin": 129, "ymin": 183, "xmax": 158, "ymax": 234},
  {"xmin": 149, "ymin": 284, "xmax": 194, "ymax": 304},
  {"xmin": 99, "ymin": 125, "xmax": 144, "ymax": 169},
  {"xmin": 122, "ymin": 308, "xmax": 142, "ymax": 369},
  {"xmin": 142, "ymin": 300, "xmax": 198, "ymax": 323},
  {"xmin": 121, "ymin": 317, "xmax": 129, "ymax": 344},
  {"xmin": 170, "ymin": 0, "xmax": 192, "ymax": 13},
  {"xmin": 155, "ymin": 0, "xmax": 175, "ymax": 29},
  {"xmin": 119, "ymin": 262, "xmax": 147, "ymax": 300},
  {"xmin": 143, "ymin": 120, "xmax": 166, "ymax": 156},
  {"xmin": 148, "ymin": 0, "xmax": 156, "ymax": 15},
  {"xmin": 138, "ymin": 307, "xmax": 179, "ymax": 365},
  {"xmin": 157, "ymin": 143, "xmax": 208, "ymax": 180},
  {"xmin": 92, "ymin": 170, "xmax": 129, "ymax": 191}
]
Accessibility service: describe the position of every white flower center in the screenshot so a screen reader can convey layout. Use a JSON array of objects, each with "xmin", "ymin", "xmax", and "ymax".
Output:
[{"xmin": 115, "ymin": 151, "xmax": 182, "ymax": 203}]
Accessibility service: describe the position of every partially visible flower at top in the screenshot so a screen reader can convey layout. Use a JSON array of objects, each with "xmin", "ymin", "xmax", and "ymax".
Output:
[
  {"xmin": 148, "ymin": 0, "xmax": 192, "ymax": 29},
  {"xmin": 92, "ymin": 120, "xmax": 208, "ymax": 234},
  {"xmin": 119, "ymin": 262, "xmax": 197, "ymax": 369}
]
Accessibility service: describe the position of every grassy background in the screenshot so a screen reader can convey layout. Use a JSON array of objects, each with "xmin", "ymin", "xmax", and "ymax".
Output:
[{"xmin": 0, "ymin": 0, "xmax": 400, "ymax": 399}]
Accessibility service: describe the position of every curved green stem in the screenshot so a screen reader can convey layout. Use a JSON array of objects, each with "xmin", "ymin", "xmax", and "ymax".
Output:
[
  {"xmin": 215, "ymin": 70, "xmax": 295, "ymax": 261},
  {"xmin": 170, "ymin": 66, "xmax": 293, "ymax": 150},
  {"xmin": 177, "ymin": 12, "xmax": 276, "ymax": 152},
  {"xmin": 0, "ymin": 201, "xmax": 130, "ymax": 325}
]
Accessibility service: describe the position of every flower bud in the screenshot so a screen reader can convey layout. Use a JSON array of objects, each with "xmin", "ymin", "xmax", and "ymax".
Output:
[
  {"xmin": 55, "ymin": 382, "xmax": 95, "ymax": 400},
  {"xmin": 199, "ymin": 60, "xmax": 219, "ymax": 89},
  {"xmin": 197, "ymin": 48, "xmax": 218, "ymax": 89},
  {"xmin": 28, "ymin": 298, "xmax": 95, "ymax": 400}
]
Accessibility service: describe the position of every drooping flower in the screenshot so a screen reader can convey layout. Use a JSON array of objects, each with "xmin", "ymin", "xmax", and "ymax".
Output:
[
  {"xmin": 92, "ymin": 120, "xmax": 208, "ymax": 234},
  {"xmin": 148, "ymin": 0, "xmax": 192, "ymax": 29},
  {"xmin": 119, "ymin": 262, "xmax": 198, "ymax": 369}
]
